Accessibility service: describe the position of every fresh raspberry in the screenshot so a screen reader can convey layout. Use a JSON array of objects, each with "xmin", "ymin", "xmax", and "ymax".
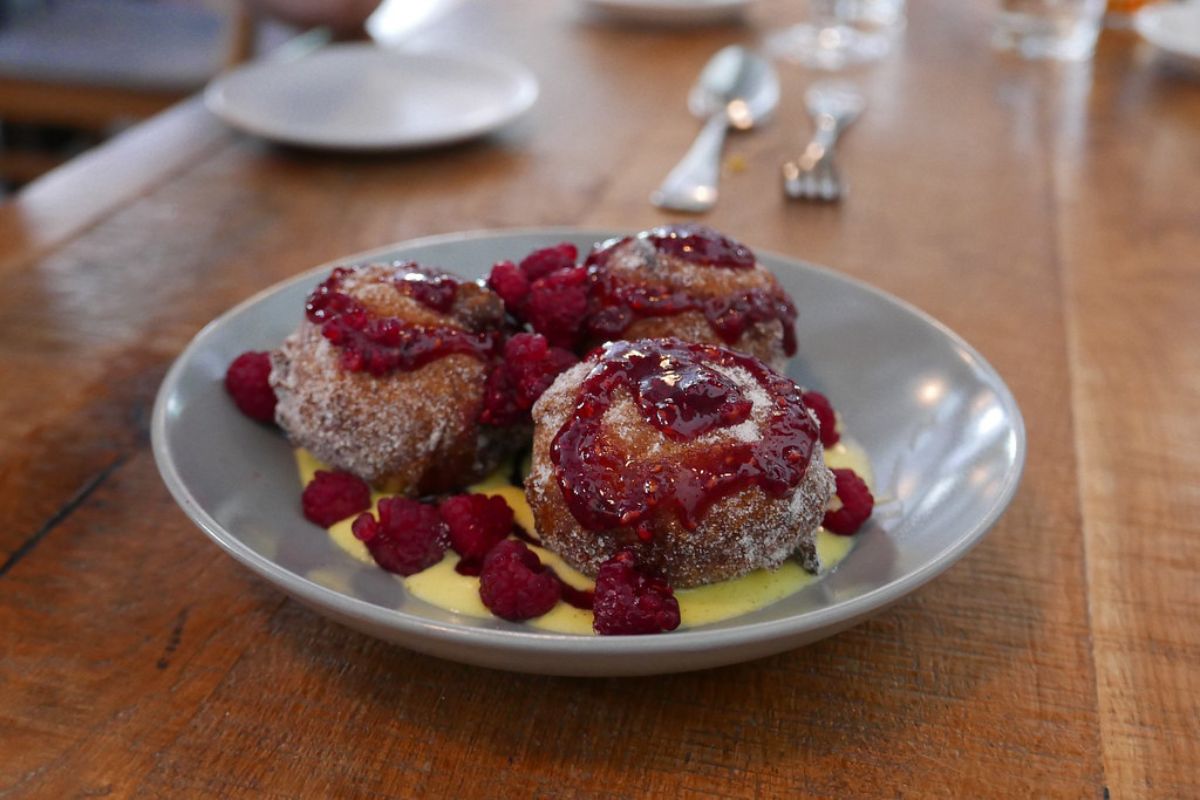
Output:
[
  {"xmin": 505, "ymin": 333, "xmax": 577, "ymax": 407},
  {"xmin": 823, "ymin": 468, "xmax": 874, "ymax": 535},
  {"xmin": 440, "ymin": 493, "xmax": 514, "ymax": 561},
  {"xmin": 592, "ymin": 549, "xmax": 681, "ymax": 635},
  {"xmin": 351, "ymin": 497, "xmax": 448, "ymax": 575},
  {"xmin": 802, "ymin": 390, "xmax": 841, "ymax": 448},
  {"xmin": 301, "ymin": 470, "xmax": 371, "ymax": 527},
  {"xmin": 224, "ymin": 351, "xmax": 277, "ymax": 423},
  {"xmin": 478, "ymin": 540, "xmax": 561, "ymax": 621},
  {"xmin": 487, "ymin": 260, "xmax": 530, "ymax": 315},
  {"xmin": 518, "ymin": 243, "xmax": 578, "ymax": 282},
  {"xmin": 480, "ymin": 333, "xmax": 577, "ymax": 426},
  {"xmin": 524, "ymin": 266, "xmax": 589, "ymax": 348},
  {"xmin": 480, "ymin": 362, "xmax": 521, "ymax": 426}
]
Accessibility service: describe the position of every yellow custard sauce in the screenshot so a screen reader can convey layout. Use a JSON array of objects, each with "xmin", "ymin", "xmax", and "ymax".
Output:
[{"xmin": 296, "ymin": 441, "xmax": 872, "ymax": 636}]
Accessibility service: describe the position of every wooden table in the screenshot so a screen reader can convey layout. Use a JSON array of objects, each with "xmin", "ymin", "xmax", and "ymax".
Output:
[{"xmin": 2, "ymin": 0, "xmax": 1197, "ymax": 796}]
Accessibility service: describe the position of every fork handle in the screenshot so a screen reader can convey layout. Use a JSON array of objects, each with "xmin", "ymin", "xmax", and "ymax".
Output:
[
  {"xmin": 803, "ymin": 113, "xmax": 840, "ymax": 164},
  {"xmin": 651, "ymin": 113, "xmax": 728, "ymax": 214},
  {"xmin": 784, "ymin": 114, "xmax": 844, "ymax": 200}
]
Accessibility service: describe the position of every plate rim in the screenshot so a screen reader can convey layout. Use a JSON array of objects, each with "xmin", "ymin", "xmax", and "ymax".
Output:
[
  {"xmin": 203, "ymin": 43, "xmax": 540, "ymax": 151},
  {"xmin": 578, "ymin": 0, "xmax": 753, "ymax": 24},
  {"xmin": 152, "ymin": 226, "xmax": 1027, "ymax": 657}
]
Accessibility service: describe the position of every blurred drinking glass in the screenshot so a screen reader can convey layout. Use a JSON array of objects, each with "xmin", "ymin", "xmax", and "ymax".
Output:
[
  {"xmin": 992, "ymin": 0, "xmax": 1106, "ymax": 60},
  {"xmin": 1105, "ymin": 0, "xmax": 1151, "ymax": 29},
  {"xmin": 766, "ymin": 0, "xmax": 906, "ymax": 71}
]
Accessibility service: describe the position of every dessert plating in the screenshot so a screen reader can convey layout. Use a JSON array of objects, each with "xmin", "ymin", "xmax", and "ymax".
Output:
[{"xmin": 224, "ymin": 226, "xmax": 876, "ymax": 635}]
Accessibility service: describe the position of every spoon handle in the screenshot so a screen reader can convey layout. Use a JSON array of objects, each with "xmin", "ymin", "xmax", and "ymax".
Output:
[{"xmin": 651, "ymin": 113, "xmax": 728, "ymax": 214}]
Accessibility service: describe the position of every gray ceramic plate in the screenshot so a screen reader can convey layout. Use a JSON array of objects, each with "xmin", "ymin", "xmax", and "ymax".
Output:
[{"xmin": 152, "ymin": 229, "xmax": 1025, "ymax": 676}]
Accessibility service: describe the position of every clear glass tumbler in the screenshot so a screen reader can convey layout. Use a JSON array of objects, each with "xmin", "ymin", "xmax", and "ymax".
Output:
[
  {"xmin": 1104, "ymin": 0, "xmax": 1152, "ymax": 30},
  {"xmin": 992, "ymin": 0, "xmax": 1106, "ymax": 61},
  {"xmin": 766, "ymin": 0, "xmax": 907, "ymax": 71}
]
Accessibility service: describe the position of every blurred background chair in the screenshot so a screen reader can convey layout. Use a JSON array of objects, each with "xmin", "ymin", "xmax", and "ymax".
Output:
[{"xmin": 0, "ymin": 0, "xmax": 284, "ymax": 190}]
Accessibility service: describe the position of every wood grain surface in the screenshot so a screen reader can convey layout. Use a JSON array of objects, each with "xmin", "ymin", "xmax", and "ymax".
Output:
[{"xmin": 1, "ymin": 1, "xmax": 1197, "ymax": 797}]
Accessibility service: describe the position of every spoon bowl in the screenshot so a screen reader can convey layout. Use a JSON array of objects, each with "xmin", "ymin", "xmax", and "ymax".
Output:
[
  {"xmin": 688, "ymin": 45, "xmax": 781, "ymax": 127},
  {"xmin": 652, "ymin": 46, "xmax": 780, "ymax": 213}
]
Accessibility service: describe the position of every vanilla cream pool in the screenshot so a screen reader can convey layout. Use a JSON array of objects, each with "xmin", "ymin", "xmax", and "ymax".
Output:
[{"xmin": 296, "ymin": 441, "xmax": 871, "ymax": 635}]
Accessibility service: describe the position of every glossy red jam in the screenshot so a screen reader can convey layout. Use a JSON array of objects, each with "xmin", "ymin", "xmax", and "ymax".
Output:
[
  {"xmin": 392, "ymin": 262, "xmax": 460, "ymax": 314},
  {"xmin": 550, "ymin": 339, "xmax": 819, "ymax": 532},
  {"xmin": 305, "ymin": 266, "xmax": 495, "ymax": 376},
  {"xmin": 584, "ymin": 227, "xmax": 797, "ymax": 355},
  {"xmin": 589, "ymin": 223, "xmax": 755, "ymax": 270}
]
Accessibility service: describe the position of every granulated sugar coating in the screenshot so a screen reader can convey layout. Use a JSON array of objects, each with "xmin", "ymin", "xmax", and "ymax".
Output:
[
  {"xmin": 581, "ymin": 229, "xmax": 798, "ymax": 371},
  {"xmin": 270, "ymin": 262, "xmax": 519, "ymax": 495},
  {"xmin": 527, "ymin": 341, "xmax": 835, "ymax": 588}
]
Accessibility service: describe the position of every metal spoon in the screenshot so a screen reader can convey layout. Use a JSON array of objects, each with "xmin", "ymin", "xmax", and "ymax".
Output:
[{"xmin": 651, "ymin": 45, "xmax": 780, "ymax": 214}]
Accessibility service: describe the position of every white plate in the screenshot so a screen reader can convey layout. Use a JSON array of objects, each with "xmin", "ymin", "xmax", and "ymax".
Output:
[
  {"xmin": 578, "ymin": 0, "xmax": 753, "ymax": 25},
  {"xmin": 205, "ymin": 44, "xmax": 538, "ymax": 150},
  {"xmin": 1135, "ymin": 1, "xmax": 1200, "ymax": 69},
  {"xmin": 152, "ymin": 228, "xmax": 1026, "ymax": 676}
]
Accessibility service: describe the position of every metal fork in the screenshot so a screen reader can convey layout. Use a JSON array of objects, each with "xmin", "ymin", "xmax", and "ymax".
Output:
[{"xmin": 782, "ymin": 82, "xmax": 866, "ymax": 202}]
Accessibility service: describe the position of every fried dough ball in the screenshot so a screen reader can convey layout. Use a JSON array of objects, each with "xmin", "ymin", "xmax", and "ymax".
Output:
[
  {"xmin": 526, "ymin": 338, "xmax": 834, "ymax": 588},
  {"xmin": 582, "ymin": 224, "xmax": 797, "ymax": 370},
  {"xmin": 270, "ymin": 262, "xmax": 516, "ymax": 495}
]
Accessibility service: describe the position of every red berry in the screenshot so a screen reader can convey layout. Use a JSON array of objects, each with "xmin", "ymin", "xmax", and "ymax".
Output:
[
  {"xmin": 823, "ymin": 468, "xmax": 874, "ymax": 535},
  {"xmin": 802, "ymin": 390, "xmax": 840, "ymax": 448},
  {"xmin": 440, "ymin": 494, "xmax": 514, "ymax": 561},
  {"xmin": 518, "ymin": 243, "xmax": 578, "ymax": 282},
  {"xmin": 480, "ymin": 333, "xmax": 578, "ymax": 426},
  {"xmin": 301, "ymin": 470, "xmax": 371, "ymax": 527},
  {"xmin": 478, "ymin": 540, "xmax": 561, "ymax": 621},
  {"xmin": 352, "ymin": 497, "xmax": 448, "ymax": 575},
  {"xmin": 487, "ymin": 260, "xmax": 530, "ymax": 315},
  {"xmin": 480, "ymin": 362, "xmax": 521, "ymax": 426},
  {"xmin": 524, "ymin": 266, "xmax": 589, "ymax": 348},
  {"xmin": 224, "ymin": 351, "xmax": 277, "ymax": 422},
  {"xmin": 592, "ymin": 550, "xmax": 680, "ymax": 635},
  {"xmin": 505, "ymin": 333, "xmax": 577, "ymax": 408}
]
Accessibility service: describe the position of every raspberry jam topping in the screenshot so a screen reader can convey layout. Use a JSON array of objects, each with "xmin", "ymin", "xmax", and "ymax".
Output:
[
  {"xmin": 590, "ymin": 223, "xmax": 755, "ymax": 270},
  {"xmin": 635, "ymin": 356, "xmax": 752, "ymax": 440},
  {"xmin": 305, "ymin": 266, "xmax": 495, "ymax": 375},
  {"xmin": 393, "ymin": 262, "xmax": 460, "ymax": 314},
  {"xmin": 583, "ymin": 228, "xmax": 797, "ymax": 356},
  {"xmin": 550, "ymin": 338, "xmax": 819, "ymax": 532}
]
